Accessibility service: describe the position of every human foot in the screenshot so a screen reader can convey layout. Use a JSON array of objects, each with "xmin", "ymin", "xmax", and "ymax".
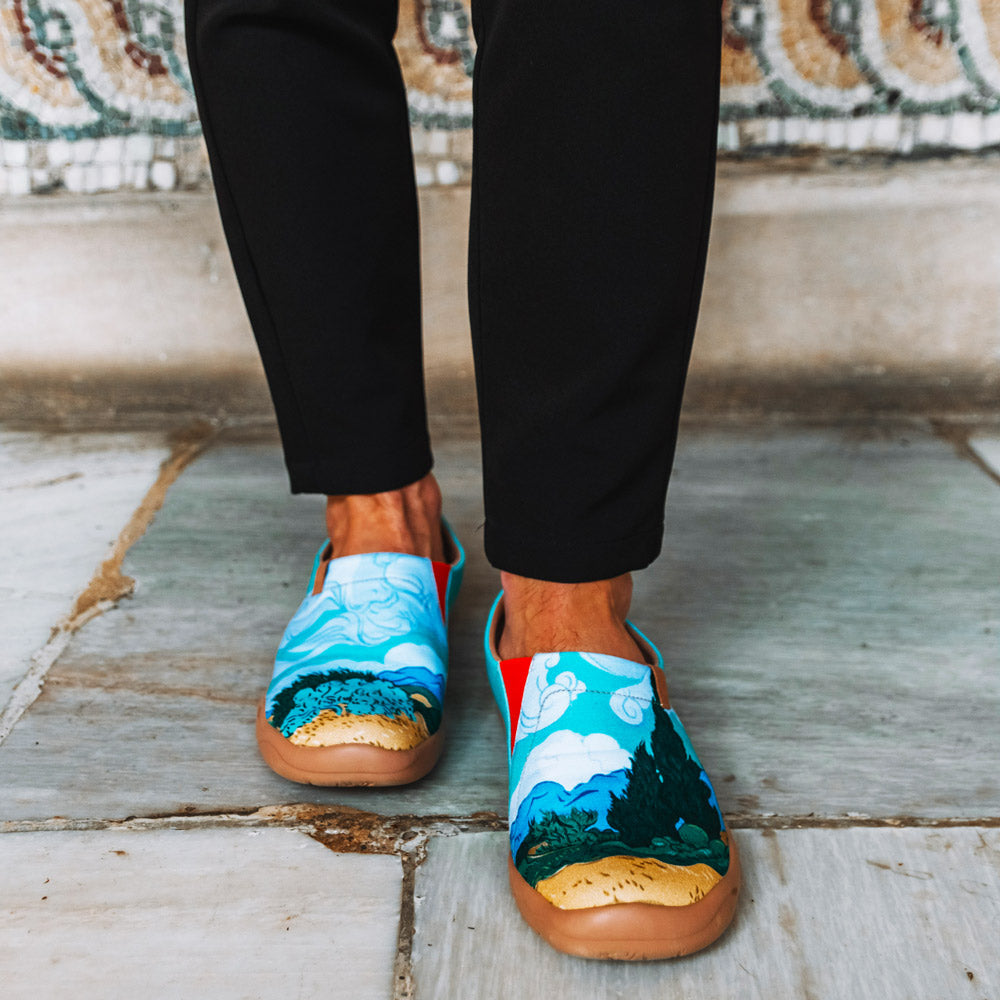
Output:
[
  {"xmin": 484, "ymin": 599, "xmax": 740, "ymax": 959},
  {"xmin": 326, "ymin": 471, "xmax": 445, "ymax": 561},
  {"xmin": 496, "ymin": 572, "xmax": 645, "ymax": 663},
  {"xmin": 256, "ymin": 474, "xmax": 464, "ymax": 787}
]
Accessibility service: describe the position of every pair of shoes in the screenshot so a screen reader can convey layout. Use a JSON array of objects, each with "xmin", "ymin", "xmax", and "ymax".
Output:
[
  {"xmin": 484, "ymin": 594, "xmax": 740, "ymax": 960},
  {"xmin": 255, "ymin": 520, "xmax": 465, "ymax": 786},
  {"xmin": 256, "ymin": 528, "xmax": 738, "ymax": 958}
]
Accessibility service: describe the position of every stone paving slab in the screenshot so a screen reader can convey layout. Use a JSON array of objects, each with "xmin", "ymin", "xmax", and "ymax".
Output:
[
  {"xmin": 0, "ymin": 435, "xmax": 505, "ymax": 820},
  {"xmin": 2, "ymin": 827, "xmax": 402, "ymax": 1000},
  {"xmin": 0, "ymin": 426, "xmax": 997, "ymax": 822},
  {"xmin": 969, "ymin": 435, "xmax": 1000, "ymax": 478},
  {"xmin": 411, "ymin": 827, "xmax": 1000, "ymax": 1000},
  {"xmin": 0, "ymin": 430, "xmax": 167, "ymax": 705},
  {"xmin": 636, "ymin": 427, "xmax": 1000, "ymax": 820}
]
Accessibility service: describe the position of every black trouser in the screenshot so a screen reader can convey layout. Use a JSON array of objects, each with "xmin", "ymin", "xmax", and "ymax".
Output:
[{"xmin": 185, "ymin": 0, "xmax": 722, "ymax": 583}]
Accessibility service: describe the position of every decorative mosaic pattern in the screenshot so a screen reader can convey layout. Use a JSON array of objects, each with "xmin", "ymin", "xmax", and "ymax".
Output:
[
  {"xmin": 401, "ymin": 0, "xmax": 1000, "ymax": 158},
  {"xmin": 716, "ymin": 0, "xmax": 1000, "ymax": 151},
  {"xmin": 4, "ymin": 0, "xmax": 1000, "ymax": 193},
  {"xmin": 0, "ymin": 0, "xmax": 196, "ymax": 137}
]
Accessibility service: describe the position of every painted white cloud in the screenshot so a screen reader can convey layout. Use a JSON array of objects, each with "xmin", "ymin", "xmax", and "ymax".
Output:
[
  {"xmin": 517, "ymin": 655, "xmax": 586, "ymax": 737},
  {"xmin": 384, "ymin": 642, "xmax": 441, "ymax": 672},
  {"xmin": 509, "ymin": 730, "xmax": 631, "ymax": 823},
  {"xmin": 579, "ymin": 652, "xmax": 650, "ymax": 680},
  {"xmin": 608, "ymin": 675, "xmax": 654, "ymax": 725},
  {"xmin": 272, "ymin": 643, "xmax": 441, "ymax": 695}
]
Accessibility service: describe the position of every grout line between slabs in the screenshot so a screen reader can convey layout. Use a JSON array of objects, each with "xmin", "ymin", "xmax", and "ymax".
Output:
[
  {"xmin": 3, "ymin": 807, "xmax": 999, "ymax": 837},
  {"xmin": 391, "ymin": 841, "xmax": 425, "ymax": 1000},
  {"xmin": 0, "ymin": 806, "xmax": 507, "ymax": 836},
  {"xmin": 0, "ymin": 419, "xmax": 219, "ymax": 745}
]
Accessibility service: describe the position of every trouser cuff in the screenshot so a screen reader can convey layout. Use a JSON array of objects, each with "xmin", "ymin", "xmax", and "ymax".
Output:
[
  {"xmin": 286, "ymin": 435, "xmax": 433, "ymax": 496},
  {"xmin": 484, "ymin": 518, "xmax": 663, "ymax": 583}
]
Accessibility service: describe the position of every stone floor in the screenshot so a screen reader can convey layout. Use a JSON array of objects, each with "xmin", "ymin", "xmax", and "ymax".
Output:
[{"xmin": 1, "ymin": 415, "xmax": 998, "ymax": 999}]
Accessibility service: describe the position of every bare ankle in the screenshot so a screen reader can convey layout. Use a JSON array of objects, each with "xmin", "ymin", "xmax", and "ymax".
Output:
[
  {"xmin": 497, "ymin": 572, "xmax": 643, "ymax": 662},
  {"xmin": 326, "ymin": 473, "xmax": 444, "ymax": 561}
]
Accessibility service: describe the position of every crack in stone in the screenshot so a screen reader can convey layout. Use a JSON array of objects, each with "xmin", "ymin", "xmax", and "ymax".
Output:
[
  {"xmin": 0, "ymin": 806, "xmax": 507, "ymax": 836},
  {"xmin": 0, "ymin": 419, "xmax": 219, "ymax": 746},
  {"xmin": 931, "ymin": 419, "xmax": 1000, "ymax": 488},
  {"xmin": 1, "ymin": 471, "xmax": 84, "ymax": 492},
  {"xmin": 69, "ymin": 420, "xmax": 219, "ymax": 620},
  {"xmin": 392, "ymin": 839, "xmax": 426, "ymax": 1000}
]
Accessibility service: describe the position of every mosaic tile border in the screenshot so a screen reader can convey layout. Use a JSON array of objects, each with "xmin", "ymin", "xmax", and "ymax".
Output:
[
  {"xmin": 4, "ymin": 0, "xmax": 1000, "ymax": 195},
  {"xmin": 0, "ymin": 0, "xmax": 196, "ymax": 140}
]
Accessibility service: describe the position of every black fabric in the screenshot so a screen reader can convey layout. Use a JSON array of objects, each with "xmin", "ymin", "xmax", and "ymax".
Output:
[
  {"xmin": 186, "ymin": 0, "xmax": 722, "ymax": 582},
  {"xmin": 185, "ymin": 0, "xmax": 432, "ymax": 495}
]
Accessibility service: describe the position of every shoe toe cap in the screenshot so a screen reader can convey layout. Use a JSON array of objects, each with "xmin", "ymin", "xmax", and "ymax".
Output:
[
  {"xmin": 286, "ymin": 707, "xmax": 431, "ymax": 751},
  {"xmin": 532, "ymin": 852, "xmax": 726, "ymax": 910},
  {"xmin": 268, "ymin": 667, "xmax": 444, "ymax": 748}
]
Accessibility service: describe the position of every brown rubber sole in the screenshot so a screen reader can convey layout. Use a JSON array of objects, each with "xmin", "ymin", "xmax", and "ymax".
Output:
[
  {"xmin": 507, "ymin": 837, "xmax": 741, "ymax": 960},
  {"xmin": 255, "ymin": 699, "xmax": 444, "ymax": 786}
]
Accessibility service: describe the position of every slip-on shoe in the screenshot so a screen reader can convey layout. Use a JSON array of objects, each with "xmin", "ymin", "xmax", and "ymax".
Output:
[
  {"xmin": 484, "ymin": 593, "xmax": 740, "ymax": 959},
  {"xmin": 256, "ymin": 521, "xmax": 464, "ymax": 786}
]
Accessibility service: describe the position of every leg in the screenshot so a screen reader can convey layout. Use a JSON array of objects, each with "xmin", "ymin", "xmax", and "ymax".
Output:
[
  {"xmin": 187, "ymin": 0, "xmax": 457, "ymax": 785},
  {"xmin": 469, "ymin": 0, "xmax": 722, "ymax": 656},
  {"xmin": 471, "ymin": 1, "xmax": 736, "ymax": 960},
  {"xmin": 186, "ymin": 0, "xmax": 432, "ymax": 497}
]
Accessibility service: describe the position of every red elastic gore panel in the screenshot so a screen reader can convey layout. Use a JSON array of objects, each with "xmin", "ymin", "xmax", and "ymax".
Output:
[
  {"xmin": 431, "ymin": 562, "xmax": 451, "ymax": 619},
  {"xmin": 499, "ymin": 656, "xmax": 533, "ymax": 753}
]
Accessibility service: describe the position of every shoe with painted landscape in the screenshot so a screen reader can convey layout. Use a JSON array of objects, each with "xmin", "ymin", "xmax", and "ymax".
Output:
[
  {"xmin": 484, "ymin": 594, "xmax": 740, "ymax": 960},
  {"xmin": 255, "ymin": 522, "xmax": 464, "ymax": 786}
]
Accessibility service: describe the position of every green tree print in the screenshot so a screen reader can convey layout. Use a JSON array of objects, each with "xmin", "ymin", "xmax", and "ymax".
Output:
[{"xmin": 606, "ymin": 701, "xmax": 722, "ymax": 848}]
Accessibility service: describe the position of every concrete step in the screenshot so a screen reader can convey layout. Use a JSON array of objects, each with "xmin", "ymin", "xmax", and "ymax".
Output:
[{"xmin": 1, "ymin": 158, "xmax": 997, "ymax": 423}]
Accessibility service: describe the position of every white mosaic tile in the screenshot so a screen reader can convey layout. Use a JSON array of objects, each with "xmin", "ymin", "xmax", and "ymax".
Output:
[
  {"xmin": 130, "ymin": 160, "xmax": 150, "ymax": 189},
  {"xmin": 62, "ymin": 163, "xmax": 86, "ymax": 193},
  {"xmin": 94, "ymin": 136, "xmax": 124, "ymax": 164},
  {"xmin": 435, "ymin": 160, "xmax": 460, "ymax": 185},
  {"xmin": 150, "ymin": 160, "xmax": 176, "ymax": 190},
  {"xmin": 5, "ymin": 166, "xmax": 30, "ymax": 195},
  {"xmin": 100, "ymin": 163, "xmax": 122, "ymax": 190},
  {"xmin": 427, "ymin": 129, "xmax": 450, "ymax": 156},
  {"xmin": 919, "ymin": 114, "xmax": 951, "ymax": 146},
  {"xmin": 2, "ymin": 140, "xmax": 28, "ymax": 167},
  {"xmin": 124, "ymin": 133, "xmax": 154, "ymax": 162}
]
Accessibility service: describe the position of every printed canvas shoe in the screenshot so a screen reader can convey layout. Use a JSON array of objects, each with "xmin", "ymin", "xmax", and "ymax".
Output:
[
  {"xmin": 485, "ymin": 594, "xmax": 740, "ymax": 960},
  {"xmin": 256, "ymin": 522, "xmax": 464, "ymax": 786}
]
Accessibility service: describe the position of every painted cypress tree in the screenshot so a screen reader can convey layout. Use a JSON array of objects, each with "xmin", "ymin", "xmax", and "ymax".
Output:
[
  {"xmin": 607, "ymin": 702, "xmax": 722, "ymax": 846},
  {"xmin": 649, "ymin": 703, "xmax": 722, "ymax": 841},
  {"xmin": 607, "ymin": 738, "xmax": 672, "ymax": 846}
]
